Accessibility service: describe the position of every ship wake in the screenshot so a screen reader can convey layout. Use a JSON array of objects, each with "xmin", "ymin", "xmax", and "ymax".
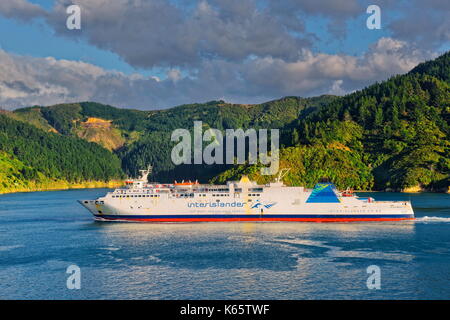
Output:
[{"xmin": 415, "ymin": 216, "xmax": 450, "ymax": 223}]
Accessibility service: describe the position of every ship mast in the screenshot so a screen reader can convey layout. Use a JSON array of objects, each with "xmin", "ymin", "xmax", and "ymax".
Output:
[
  {"xmin": 138, "ymin": 165, "xmax": 152, "ymax": 182},
  {"xmin": 275, "ymin": 168, "xmax": 290, "ymax": 183}
]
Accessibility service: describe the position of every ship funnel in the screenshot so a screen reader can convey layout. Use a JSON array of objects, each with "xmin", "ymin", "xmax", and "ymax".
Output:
[{"xmin": 306, "ymin": 182, "xmax": 340, "ymax": 203}]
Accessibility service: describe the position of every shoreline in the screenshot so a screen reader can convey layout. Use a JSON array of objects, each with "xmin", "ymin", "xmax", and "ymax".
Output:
[
  {"xmin": 0, "ymin": 183, "xmax": 448, "ymax": 195},
  {"xmin": 0, "ymin": 180, "xmax": 124, "ymax": 195}
]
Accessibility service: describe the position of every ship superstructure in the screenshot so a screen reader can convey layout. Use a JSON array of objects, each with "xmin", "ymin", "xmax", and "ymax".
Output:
[{"xmin": 78, "ymin": 168, "xmax": 414, "ymax": 222}]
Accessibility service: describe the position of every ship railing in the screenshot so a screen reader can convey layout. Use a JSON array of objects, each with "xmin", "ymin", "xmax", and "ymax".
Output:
[{"xmin": 371, "ymin": 200, "xmax": 410, "ymax": 204}]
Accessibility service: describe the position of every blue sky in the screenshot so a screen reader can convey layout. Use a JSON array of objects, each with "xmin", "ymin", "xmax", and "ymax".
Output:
[{"xmin": 0, "ymin": 0, "xmax": 448, "ymax": 109}]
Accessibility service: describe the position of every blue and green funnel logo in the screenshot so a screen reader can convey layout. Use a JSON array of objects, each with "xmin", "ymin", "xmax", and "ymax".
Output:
[{"xmin": 306, "ymin": 183, "xmax": 340, "ymax": 203}]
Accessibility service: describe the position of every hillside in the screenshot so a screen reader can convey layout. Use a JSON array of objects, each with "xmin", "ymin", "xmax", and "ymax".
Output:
[
  {"xmin": 10, "ymin": 96, "xmax": 335, "ymax": 181},
  {"xmin": 217, "ymin": 52, "xmax": 450, "ymax": 191},
  {"xmin": 119, "ymin": 96, "xmax": 336, "ymax": 180},
  {"xmin": 0, "ymin": 114, "xmax": 124, "ymax": 193},
  {"xmin": 11, "ymin": 102, "xmax": 147, "ymax": 151}
]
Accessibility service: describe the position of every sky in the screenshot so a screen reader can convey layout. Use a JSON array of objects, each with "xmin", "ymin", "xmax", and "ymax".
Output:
[{"xmin": 0, "ymin": 0, "xmax": 448, "ymax": 110}]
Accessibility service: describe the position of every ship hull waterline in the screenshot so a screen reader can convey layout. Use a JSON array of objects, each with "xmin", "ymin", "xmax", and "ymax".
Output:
[{"xmin": 92, "ymin": 214, "xmax": 415, "ymax": 223}]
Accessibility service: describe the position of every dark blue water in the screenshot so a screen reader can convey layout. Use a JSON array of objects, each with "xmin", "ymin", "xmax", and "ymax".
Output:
[{"xmin": 0, "ymin": 189, "xmax": 449, "ymax": 299}]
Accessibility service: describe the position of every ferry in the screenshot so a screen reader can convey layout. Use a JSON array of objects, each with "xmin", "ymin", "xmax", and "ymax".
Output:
[{"xmin": 78, "ymin": 167, "xmax": 415, "ymax": 222}]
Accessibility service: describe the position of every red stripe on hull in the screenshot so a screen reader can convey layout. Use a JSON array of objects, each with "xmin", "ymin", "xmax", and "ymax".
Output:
[{"xmin": 96, "ymin": 217, "xmax": 415, "ymax": 223}]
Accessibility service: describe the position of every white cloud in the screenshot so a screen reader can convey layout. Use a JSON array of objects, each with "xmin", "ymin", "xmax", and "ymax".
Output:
[
  {"xmin": 0, "ymin": 0, "xmax": 45, "ymax": 21},
  {"xmin": 0, "ymin": 38, "xmax": 435, "ymax": 109},
  {"xmin": 167, "ymin": 69, "xmax": 182, "ymax": 82},
  {"xmin": 36, "ymin": 0, "xmax": 309, "ymax": 69}
]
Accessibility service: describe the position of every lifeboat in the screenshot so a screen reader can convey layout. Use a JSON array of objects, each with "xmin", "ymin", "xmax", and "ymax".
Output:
[
  {"xmin": 174, "ymin": 180, "xmax": 199, "ymax": 186},
  {"xmin": 341, "ymin": 188, "xmax": 354, "ymax": 197}
]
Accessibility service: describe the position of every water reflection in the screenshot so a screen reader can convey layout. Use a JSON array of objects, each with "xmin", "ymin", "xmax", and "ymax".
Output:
[
  {"xmin": 91, "ymin": 221, "xmax": 416, "ymax": 271},
  {"xmin": 3, "ymin": 187, "xmax": 449, "ymax": 299}
]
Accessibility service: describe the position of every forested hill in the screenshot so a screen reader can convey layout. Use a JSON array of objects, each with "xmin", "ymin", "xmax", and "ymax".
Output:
[
  {"xmin": 216, "ymin": 51, "xmax": 450, "ymax": 192},
  {"xmin": 409, "ymin": 51, "xmax": 450, "ymax": 83},
  {"xmin": 0, "ymin": 113, "xmax": 124, "ymax": 193},
  {"xmin": 9, "ymin": 96, "xmax": 336, "ymax": 181},
  {"xmin": 2, "ymin": 51, "xmax": 449, "ymax": 192},
  {"xmin": 118, "ymin": 96, "xmax": 336, "ymax": 180}
]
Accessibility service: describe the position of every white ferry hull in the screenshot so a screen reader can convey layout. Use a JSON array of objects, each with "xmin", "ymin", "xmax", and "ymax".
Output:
[
  {"xmin": 78, "ymin": 173, "xmax": 414, "ymax": 223},
  {"xmin": 78, "ymin": 195, "xmax": 414, "ymax": 222}
]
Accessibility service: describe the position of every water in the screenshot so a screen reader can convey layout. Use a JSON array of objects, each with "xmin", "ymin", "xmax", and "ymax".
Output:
[{"xmin": 0, "ymin": 189, "xmax": 449, "ymax": 300}]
